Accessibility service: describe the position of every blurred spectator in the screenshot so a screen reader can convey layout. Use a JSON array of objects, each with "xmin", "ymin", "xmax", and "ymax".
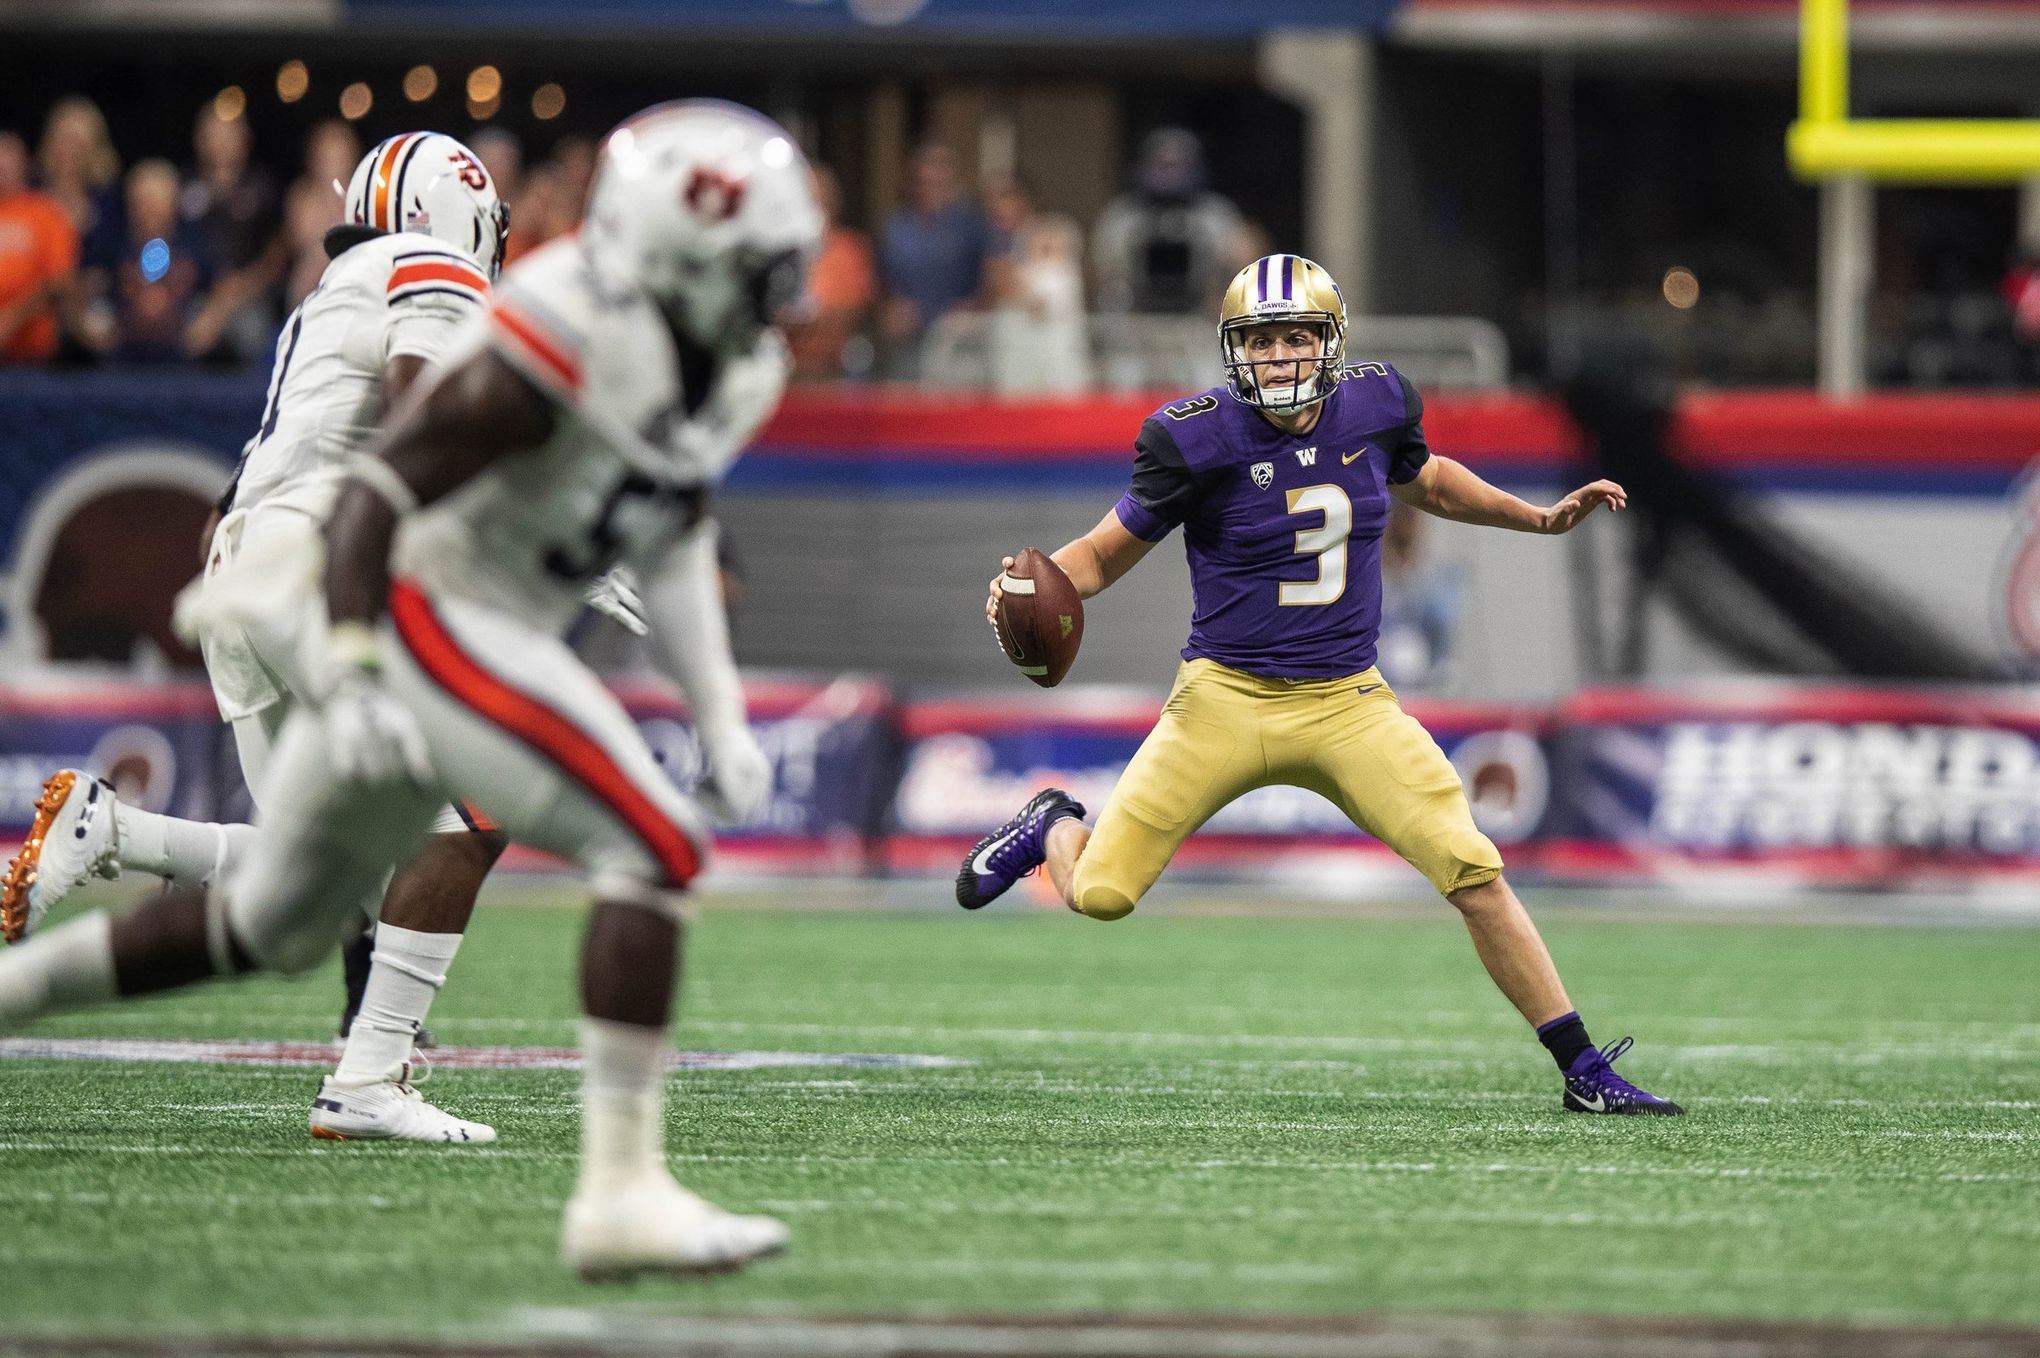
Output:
[
  {"xmin": 505, "ymin": 160, "xmax": 573, "ymax": 265},
  {"xmin": 983, "ymin": 180, "xmax": 1086, "ymax": 395},
  {"xmin": 1376, "ymin": 500, "xmax": 1463, "ymax": 692},
  {"xmin": 281, "ymin": 119, "xmax": 358, "ymax": 308},
  {"xmin": 181, "ymin": 104, "xmax": 284, "ymax": 360},
  {"xmin": 1093, "ymin": 127, "xmax": 1249, "ymax": 316},
  {"xmin": 0, "ymin": 130, "xmax": 79, "ymax": 363},
  {"xmin": 471, "ymin": 128, "xmax": 523, "ymax": 207},
  {"xmin": 550, "ymin": 136, "xmax": 597, "ymax": 220},
  {"xmin": 787, "ymin": 164, "xmax": 876, "ymax": 381},
  {"xmin": 2004, "ymin": 250, "xmax": 2040, "ymax": 347},
  {"xmin": 36, "ymin": 96, "xmax": 122, "ymax": 264},
  {"xmin": 878, "ymin": 143, "xmax": 986, "ymax": 378},
  {"xmin": 78, "ymin": 159, "xmax": 223, "ymax": 362}
]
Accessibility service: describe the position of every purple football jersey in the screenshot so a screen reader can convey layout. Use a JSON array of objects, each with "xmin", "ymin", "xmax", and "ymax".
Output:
[{"xmin": 1113, "ymin": 363, "xmax": 1430, "ymax": 680}]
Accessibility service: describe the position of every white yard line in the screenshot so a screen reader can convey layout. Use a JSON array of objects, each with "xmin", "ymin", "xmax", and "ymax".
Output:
[{"xmin": 3, "ymin": 1141, "xmax": 2036, "ymax": 1185}]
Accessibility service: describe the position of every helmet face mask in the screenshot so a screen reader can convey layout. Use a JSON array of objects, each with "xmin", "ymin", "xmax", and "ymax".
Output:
[
  {"xmin": 1218, "ymin": 254, "xmax": 1348, "ymax": 414},
  {"xmin": 342, "ymin": 132, "xmax": 507, "ymax": 278}
]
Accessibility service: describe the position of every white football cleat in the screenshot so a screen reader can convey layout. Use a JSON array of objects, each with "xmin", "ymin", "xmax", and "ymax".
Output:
[
  {"xmin": 308, "ymin": 1075, "xmax": 497, "ymax": 1144},
  {"xmin": 562, "ymin": 1174, "xmax": 788, "ymax": 1281},
  {"xmin": 3, "ymin": 770, "xmax": 122, "ymax": 944}
]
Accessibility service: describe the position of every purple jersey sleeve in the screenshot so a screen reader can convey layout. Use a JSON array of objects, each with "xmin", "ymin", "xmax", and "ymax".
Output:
[
  {"xmin": 1385, "ymin": 369, "xmax": 1431, "ymax": 485},
  {"xmin": 1113, "ymin": 417, "xmax": 1200, "ymax": 542}
]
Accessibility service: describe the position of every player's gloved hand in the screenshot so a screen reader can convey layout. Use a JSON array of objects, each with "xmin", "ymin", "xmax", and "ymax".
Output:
[
  {"xmin": 585, "ymin": 567, "xmax": 650, "ymax": 636},
  {"xmin": 696, "ymin": 719, "xmax": 771, "ymax": 825},
  {"xmin": 320, "ymin": 623, "xmax": 435, "ymax": 787}
]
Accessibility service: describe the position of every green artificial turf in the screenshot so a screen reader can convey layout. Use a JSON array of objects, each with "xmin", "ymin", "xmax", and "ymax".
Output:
[{"xmin": 2, "ymin": 896, "xmax": 2037, "ymax": 1341}]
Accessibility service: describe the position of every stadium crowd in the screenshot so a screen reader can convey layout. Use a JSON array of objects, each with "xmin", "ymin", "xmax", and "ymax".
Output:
[{"xmin": 0, "ymin": 93, "xmax": 1258, "ymax": 392}]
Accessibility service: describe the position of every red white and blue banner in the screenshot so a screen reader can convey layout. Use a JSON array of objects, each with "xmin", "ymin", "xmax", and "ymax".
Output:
[{"xmin": 8, "ymin": 674, "xmax": 2040, "ymax": 893}]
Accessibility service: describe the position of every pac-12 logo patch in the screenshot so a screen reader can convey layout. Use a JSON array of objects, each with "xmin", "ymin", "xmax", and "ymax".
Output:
[{"xmin": 1251, "ymin": 461, "xmax": 1274, "ymax": 490}]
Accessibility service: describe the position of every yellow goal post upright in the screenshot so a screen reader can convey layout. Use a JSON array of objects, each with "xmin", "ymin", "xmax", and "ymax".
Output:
[{"xmin": 1786, "ymin": 0, "xmax": 2040, "ymax": 395}]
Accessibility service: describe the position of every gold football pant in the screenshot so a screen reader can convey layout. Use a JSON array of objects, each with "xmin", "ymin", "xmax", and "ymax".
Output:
[{"xmin": 1069, "ymin": 659, "xmax": 1504, "ymax": 919}]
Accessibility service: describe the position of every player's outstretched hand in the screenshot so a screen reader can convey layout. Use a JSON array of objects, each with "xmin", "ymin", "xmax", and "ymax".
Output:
[
  {"xmin": 324, "ymin": 673, "xmax": 435, "ymax": 787},
  {"xmin": 585, "ymin": 567, "xmax": 650, "ymax": 636},
  {"xmin": 985, "ymin": 555, "xmax": 1016, "ymax": 632},
  {"xmin": 1540, "ymin": 480, "xmax": 1628, "ymax": 534},
  {"xmin": 697, "ymin": 720, "xmax": 772, "ymax": 825}
]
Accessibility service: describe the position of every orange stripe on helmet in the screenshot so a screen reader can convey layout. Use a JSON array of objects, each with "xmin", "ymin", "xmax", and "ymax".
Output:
[{"xmin": 373, "ymin": 133, "xmax": 418, "ymax": 232}]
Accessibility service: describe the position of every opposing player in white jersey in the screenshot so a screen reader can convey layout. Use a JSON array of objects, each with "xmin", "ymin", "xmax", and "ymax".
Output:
[
  {"xmin": 1, "ymin": 131, "xmax": 532, "ymax": 1142},
  {"xmin": 0, "ymin": 100, "xmax": 820, "ymax": 1279}
]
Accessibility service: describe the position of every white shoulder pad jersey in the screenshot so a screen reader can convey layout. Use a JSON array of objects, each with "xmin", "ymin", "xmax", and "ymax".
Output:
[
  {"xmin": 394, "ymin": 236, "xmax": 789, "ymax": 633},
  {"xmin": 230, "ymin": 232, "xmax": 491, "ymax": 518}
]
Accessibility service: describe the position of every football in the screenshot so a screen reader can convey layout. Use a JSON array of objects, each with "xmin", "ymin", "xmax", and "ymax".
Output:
[{"xmin": 994, "ymin": 548, "xmax": 1085, "ymax": 688}]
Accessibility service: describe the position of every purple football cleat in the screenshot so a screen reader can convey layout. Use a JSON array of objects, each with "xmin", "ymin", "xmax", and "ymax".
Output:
[
  {"xmin": 955, "ymin": 788, "xmax": 1086, "ymax": 910},
  {"xmin": 1562, "ymin": 1037, "xmax": 1685, "ymax": 1116}
]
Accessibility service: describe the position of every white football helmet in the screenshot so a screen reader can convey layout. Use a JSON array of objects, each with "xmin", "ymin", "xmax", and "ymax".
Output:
[
  {"xmin": 343, "ymin": 131, "xmax": 509, "ymax": 278},
  {"xmin": 581, "ymin": 100, "xmax": 823, "ymax": 353}
]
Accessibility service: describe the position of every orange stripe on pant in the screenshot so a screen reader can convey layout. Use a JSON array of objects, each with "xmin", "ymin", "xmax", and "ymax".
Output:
[{"xmin": 388, "ymin": 580, "xmax": 701, "ymax": 887}]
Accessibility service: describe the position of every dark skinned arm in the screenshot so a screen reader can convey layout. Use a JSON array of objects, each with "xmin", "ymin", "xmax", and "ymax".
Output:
[{"xmin": 323, "ymin": 348, "xmax": 556, "ymax": 628}]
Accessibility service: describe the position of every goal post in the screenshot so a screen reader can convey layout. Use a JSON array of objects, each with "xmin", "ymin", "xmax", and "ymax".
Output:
[{"xmin": 1786, "ymin": 0, "xmax": 2040, "ymax": 394}]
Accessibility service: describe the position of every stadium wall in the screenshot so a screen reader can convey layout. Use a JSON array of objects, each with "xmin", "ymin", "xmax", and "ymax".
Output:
[{"xmin": 1, "ymin": 377, "xmax": 2031, "ymax": 696}]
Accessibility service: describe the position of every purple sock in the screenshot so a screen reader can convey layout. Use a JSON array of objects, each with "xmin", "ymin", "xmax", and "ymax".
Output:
[{"xmin": 1537, "ymin": 1011, "xmax": 1594, "ymax": 1072}]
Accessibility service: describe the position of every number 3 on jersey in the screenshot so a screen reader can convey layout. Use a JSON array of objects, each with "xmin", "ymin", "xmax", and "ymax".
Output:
[{"xmin": 1280, "ymin": 484, "xmax": 1350, "ymax": 606}]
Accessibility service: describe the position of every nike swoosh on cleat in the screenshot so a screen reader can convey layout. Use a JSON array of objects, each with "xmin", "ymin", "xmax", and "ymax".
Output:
[
  {"xmin": 971, "ymin": 828, "xmax": 1023, "ymax": 876},
  {"xmin": 1571, "ymin": 1089, "xmax": 1608, "ymax": 1112}
]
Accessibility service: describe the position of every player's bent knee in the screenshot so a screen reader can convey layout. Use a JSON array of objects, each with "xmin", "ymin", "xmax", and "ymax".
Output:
[
  {"xmin": 1432, "ymin": 828, "xmax": 1504, "ymax": 898},
  {"xmin": 1071, "ymin": 883, "xmax": 1138, "ymax": 921}
]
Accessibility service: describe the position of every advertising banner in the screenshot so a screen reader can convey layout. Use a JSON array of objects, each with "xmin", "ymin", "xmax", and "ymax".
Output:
[
  {"xmin": 0, "ymin": 673, "xmax": 897, "ymax": 877},
  {"xmin": 1547, "ymin": 685, "xmax": 2040, "ymax": 889},
  {"xmin": 7, "ymin": 675, "xmax": 2040, "ymax": 893},
  {"xmin": 886, "ymin": 689, "xmax": 1556, "ymax": 888}
]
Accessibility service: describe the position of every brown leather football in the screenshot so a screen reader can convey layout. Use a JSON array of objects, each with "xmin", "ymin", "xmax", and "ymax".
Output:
[{"xmin": 994, "ymin": 548, "xmax": 1085, "ymax": 688}]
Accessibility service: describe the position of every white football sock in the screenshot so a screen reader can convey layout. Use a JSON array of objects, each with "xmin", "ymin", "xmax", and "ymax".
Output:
[
  {"xmin": 114, "ymin": 805, "xmax": 255, "ymax": 888},
  {"xmin": 331, "ymin": 925, "xmax": 464, "ymax": 1086},
  {"xmin": 0, "ymin": 913, "xmax": 116, "ymax": 1029},
  {"xmin": 578, "ymin": 1017, "xmax": 670, "ymax": 1194}
]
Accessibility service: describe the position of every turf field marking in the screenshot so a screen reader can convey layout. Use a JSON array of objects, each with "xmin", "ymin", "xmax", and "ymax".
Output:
[
  {"xmin": 8, "ymin": 1186, "xmax": 2040, "ymax": 1240},
  {"xmin": 0, "ymin": 1037, "xmax": 967, "ymax": 1071},
  {"xmin": 496, "ymin": 1310, "xmax": 2040, "ymax": 1358},
  {"xmin": 6, "ymin": 1140, "xmax": 2038, "ymax": 1186}
]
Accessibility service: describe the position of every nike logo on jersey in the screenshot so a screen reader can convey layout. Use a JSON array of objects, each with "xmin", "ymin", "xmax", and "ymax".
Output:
[{"xmin": 1342, "ymin": 446, "xmax": 1370, "ymax": 466}]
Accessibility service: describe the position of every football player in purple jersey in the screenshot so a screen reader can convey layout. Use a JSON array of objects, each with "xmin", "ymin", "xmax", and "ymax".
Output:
[{"xmin": 961, "ymin": 253, "xmax": 1681, "ymax": 1116}]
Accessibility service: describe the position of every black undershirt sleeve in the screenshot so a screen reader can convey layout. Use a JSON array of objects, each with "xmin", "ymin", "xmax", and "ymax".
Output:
[
  {"xmin": 1385, "ymin": 370, "xmax": 1432, "ymax": 486},
  {"xmin": 1123, "ymin": 417, "xmax": 1201, "ymax": 535}
]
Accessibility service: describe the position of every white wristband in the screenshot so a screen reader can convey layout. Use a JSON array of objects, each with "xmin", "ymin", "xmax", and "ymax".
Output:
[
  {"xmin": 347, "ymin": 457, "xmax": 420, "ymax": 518},
  {"xmin": 328, "ymin": 620, "xmax": 384, "ymax": 674}
]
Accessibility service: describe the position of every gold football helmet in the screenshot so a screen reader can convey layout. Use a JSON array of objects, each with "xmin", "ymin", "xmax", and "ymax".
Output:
[{"xmin": 1218, "ymin": 254, "xmax": 1348, "ymax": 413}]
